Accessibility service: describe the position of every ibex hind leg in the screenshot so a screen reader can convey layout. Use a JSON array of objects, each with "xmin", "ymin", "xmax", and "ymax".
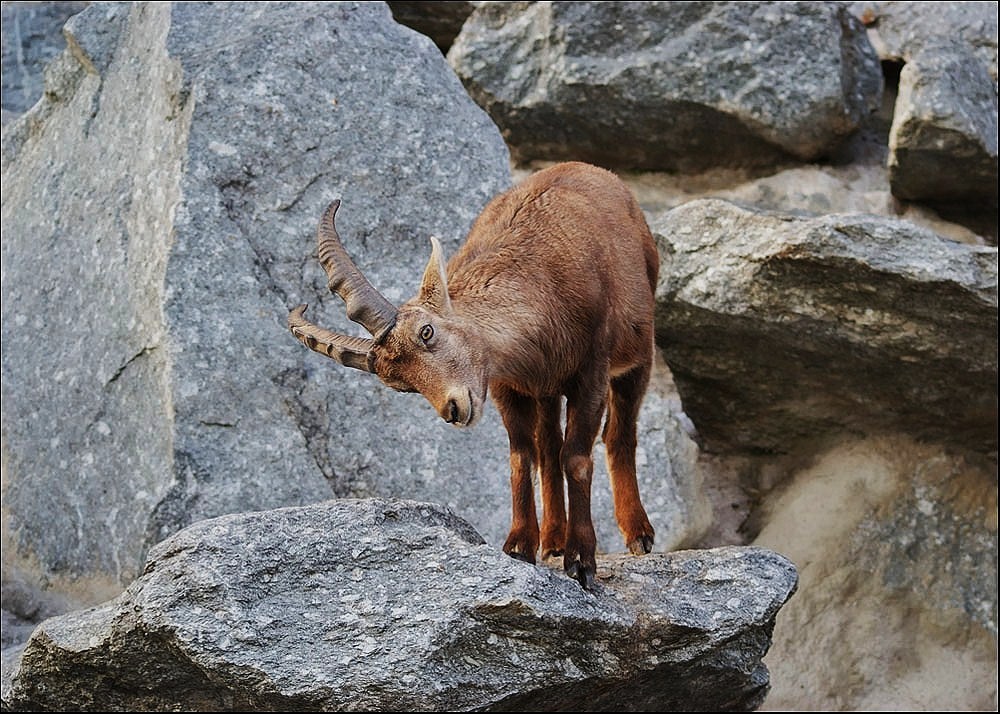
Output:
[
  {"xmin": 562, "ymin": 374, "xmax": 608, "ymax": 590},
  {"xmin": 535, "ymin": 396, "xmax": 566, "ymax": 559},
  {"xmin": 604, "ymin": 362, "xmax": 655, "ymax": 555}
]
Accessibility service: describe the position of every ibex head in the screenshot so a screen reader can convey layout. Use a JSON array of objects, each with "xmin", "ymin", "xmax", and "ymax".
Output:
[{"xmin": 289, "ymin": 201, "xmax": 487, "ymax": 427}]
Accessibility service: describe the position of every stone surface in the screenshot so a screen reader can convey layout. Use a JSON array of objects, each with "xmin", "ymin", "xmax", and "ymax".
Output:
[
  {"xmin": 0, "ymin": 1, "xmax": 511, "ymax": 602},
  {"xmin": 850, "ymin": 2, "xmax": 999, "ymax": 229},
  {"xmin": 0, "ymin": 1, "xmax": 88, "ymax": 124},
  {"xmin": 651, "ymin": 199, "xmax": 998, "ymax": 455},
  {"xmin": 852, "ymin": 0, "xmax": 998, "ymax": 80},
  {"xmin": 888, "ymin": 42, "xmax": 998, "ymax": 210},
  {"xmin": 753, "ymin": 435, "xmax": 997, "ymax": 711},
  {"xmin": 518, "ymin": 150, "xmax": 986, "ymax": 245},
  {"xmin": 0, "ymin": 499, "xmax": 798, "ymax": 712},
  {"xmin": 448, "ymin": 1, "xmax": 883, "ymax": 171},
  {"xmin": 0, "ymin": 566, "xmax": 76, "ymax": 652}
]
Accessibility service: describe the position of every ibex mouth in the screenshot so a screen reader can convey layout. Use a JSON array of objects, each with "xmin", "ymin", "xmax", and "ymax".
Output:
[{"xmin": 444, "ymin": 389, "xmax": 479, "ymax": 428}]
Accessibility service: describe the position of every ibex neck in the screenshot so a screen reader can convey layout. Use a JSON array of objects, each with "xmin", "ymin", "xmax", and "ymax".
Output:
[{"xmin": 452, "ymin": 293, "xmax": 564, "ymax": 396}]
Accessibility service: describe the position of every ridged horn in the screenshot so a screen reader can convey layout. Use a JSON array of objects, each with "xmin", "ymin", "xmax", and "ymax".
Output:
[
  {"xmin": 317, "ymin": 200, "xmax": 398, "ymax": 339},
  {"xmin": 288, "ymin": 304, "xmax": 374, "ymax": 373}
]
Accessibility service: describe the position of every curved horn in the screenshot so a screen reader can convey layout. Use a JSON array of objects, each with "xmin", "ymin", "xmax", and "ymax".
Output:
[
  {"xmin": 318, "ymin": 200, "xmax": 398, "ymax": 339},
  {"xmin": 288, "ymin": 304, "xmax": 374, "ymax": 373}
]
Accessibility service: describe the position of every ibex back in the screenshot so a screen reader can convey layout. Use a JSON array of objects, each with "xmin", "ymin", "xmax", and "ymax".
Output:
[{"xmin": 289, "ymin": 161, "xmax": 657, "ymax": 588}]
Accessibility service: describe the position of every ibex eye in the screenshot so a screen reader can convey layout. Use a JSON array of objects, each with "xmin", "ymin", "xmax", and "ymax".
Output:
[{"xmin": 419, "ymin": 324, "xmax": 434, "ymax": 343}]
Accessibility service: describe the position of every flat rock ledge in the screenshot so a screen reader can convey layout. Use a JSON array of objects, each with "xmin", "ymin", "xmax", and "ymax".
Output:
[{"xmin": 1, "ymin": 499, "xmax": 797, "ymax": 712}]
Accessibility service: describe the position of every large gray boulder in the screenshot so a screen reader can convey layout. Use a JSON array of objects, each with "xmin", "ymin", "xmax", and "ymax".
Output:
[
  {"xmin": 644, "ymin": 185, "xmax": 998, "ymax": 710},
  {"xmin": 448, "ymin": 1, "xmax": 883, "ymax": 171},
  {"xmin": 888, "ymin": 42, "xmax": 998, "ymax": 212},
  {"xmin": 1, "ymin": 499, "xmax": 799, "ymax": 712},
  {"xmin": 0, "ymin": 1, "xmax": 512, "ymax": 604},
  {"xmin": 652, "ymin": 199, "xmax": 998, "ymax": 455},
  {"xmin": 852, "ymin": 2, "xmax": 999, "ymax": 221},
  {"xmin": 853, "ymin": 0, "xmax": 998, "ymax": 80}
]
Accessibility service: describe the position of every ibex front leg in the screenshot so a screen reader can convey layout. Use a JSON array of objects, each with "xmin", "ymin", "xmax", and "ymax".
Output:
[
  {"xmin": 561, "ymin": 368, "xmax": 609, "ymax": 589},
  {"xmin": 494, "ymin": 385, "xmax": 540, "ymax": 563}
]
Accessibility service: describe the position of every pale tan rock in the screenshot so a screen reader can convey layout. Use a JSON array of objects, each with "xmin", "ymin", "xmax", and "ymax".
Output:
[{"xmin": 754, "ymin": 435, "xmax": 997, "ymax": 711}]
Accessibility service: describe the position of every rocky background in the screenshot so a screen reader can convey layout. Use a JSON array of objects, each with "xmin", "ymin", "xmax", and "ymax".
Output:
[{"xmin": 0, "ymin": 1, "xmax": 995, "ymax": 711}]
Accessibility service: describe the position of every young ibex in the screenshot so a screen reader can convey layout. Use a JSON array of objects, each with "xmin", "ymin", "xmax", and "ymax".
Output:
[{"xmin": 289, "ymin": 162, "xmax": 657, "ymax": 588}]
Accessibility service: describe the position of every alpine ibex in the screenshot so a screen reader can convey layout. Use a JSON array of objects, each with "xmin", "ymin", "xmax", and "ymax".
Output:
[{"xmin": 289, "ymin": 162, "xmax": 657, "ymax": 588}]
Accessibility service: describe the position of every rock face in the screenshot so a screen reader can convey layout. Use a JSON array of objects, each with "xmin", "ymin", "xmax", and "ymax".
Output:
[
  {"xmin": 448, "ymin": 1, "xmax": 883, "ymax": 171},
  {"xmin": 0, "ymin": 1, "xmax": 512, "ymax": 600},
  {"xmin": 0, "ymin": 1, "xmax": 88, "ymax": 123},
  {"xmin": 888, "ymin": 43, "xmax": 998, "ymax": 210},
  {"xmin": 649, "ymin": 197, "xmax": 998, "ymax": 709},
  {"xmin": 854, "ymin": 0, "xmax": 998, "ymax": 80},
  {"xmin": 652, "ymin": 199, "xmax": 998, "ymax": 455},
  {"xmin": 754, "ymin": 435, "xmax": 997, "ymax": 710},
  {"xmin": 853, "ymin": 1, "xmax": 999, "ymax": 227},
  {"xmin": 1, "ymin": 499, "xmax": 798, "ymax": 712}
]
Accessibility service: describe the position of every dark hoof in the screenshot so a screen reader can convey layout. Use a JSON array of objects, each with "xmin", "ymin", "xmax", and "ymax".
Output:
[
  {"xmin": 627, "ymin": 535, "xmax": 654, "ymax": 555},
  {"xmin": 565, "ymin": 560, "xmax": 596, "ymax": 590},
  {"xmin": 507, "ymin": 550, "xmax": 534, "ymax": 564},
  {"xmin": 541, "ymin": 548, "xmax": 564, "ymax": 560}
]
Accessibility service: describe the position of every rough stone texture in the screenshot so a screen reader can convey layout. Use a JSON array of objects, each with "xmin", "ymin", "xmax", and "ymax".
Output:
[
  {"xmin": 0, "ymin": 567, "xmax": 76, "ymax": 653},
  {"xmin": 852, "ymin": 0, "xmax": 998, "ymax": 80},
  {"xmin": 703, "ymin": 162, "xmax": 988, "ymax": 245},
  {"xmin": 888, "ymin": 42, "xmax": 998, "ymax": 210},
  {"xmin": 448, "ymin": 1, "xmax": 883, "ymax": 171},
  {"xmin": 0, "ymin": 1, "xmax": 88, "ymax": 124},
  {"xmin": 753, "ymin": 435, "xmax": 997, "ymax": 711},
  {"xmin": 850, "ymin": 2, "xmax": 999, "ymax": 230},
  {"xmin": 0, "ymin": 1, "xmax": 512, "ymax": 603},
  {"xmin": 387, "ymin": 1, "xmax": 476, "ymax": 53},
  {"xmin": 651, "ymin": 199, "xmax": 998, "ymax": 456},
  {"xmin": 0, "ymin": 499, "xmax": 798, "ymax": 712},
  {"xmin": 2, "ymin": 0, "xmax": 183, "ymax": 606}
]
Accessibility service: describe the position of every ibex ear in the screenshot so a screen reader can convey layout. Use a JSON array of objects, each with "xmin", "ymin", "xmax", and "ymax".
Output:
[{"xmin": 418, "ymin": 236, "xmax": 452, "ymax": 314}]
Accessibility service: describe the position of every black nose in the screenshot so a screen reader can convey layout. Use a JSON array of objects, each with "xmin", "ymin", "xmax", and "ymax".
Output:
[{"xmin": 446, "ymin": 399, "xmax": 459, "ymax": 423}]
